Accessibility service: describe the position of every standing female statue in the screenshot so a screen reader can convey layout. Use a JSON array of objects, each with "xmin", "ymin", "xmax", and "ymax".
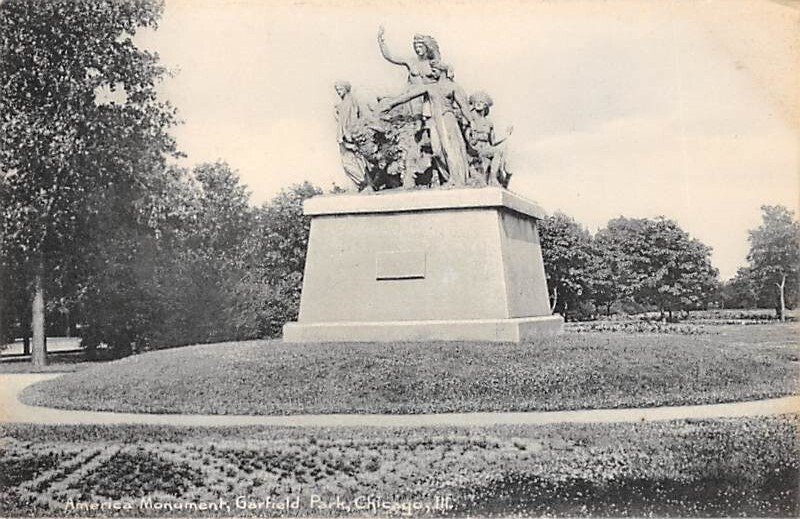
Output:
[
  {"xmin": 378, "ymin": 61, "xmax": 474, "ymax": 186},
  {"xmin": 377, "ymin": 27, "xmax": 441, "ymax": 119}
]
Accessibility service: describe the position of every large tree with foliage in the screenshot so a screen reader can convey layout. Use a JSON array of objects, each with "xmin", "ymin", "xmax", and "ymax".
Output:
[
  {"xmin": 594, "ymin": 217, "xmax": 718, "ymax": 319},
  {"xmin": 746, "ymin": 205, "xmax": 800, "ymax": 321},
  {"xmin": 233, "ymin": 182, "xmax": 322, "ymax": 338},
  {"xmin": 637, "ymin": 218, "xmax": 718, "ymax": 317},
  {"xmin": 0, "ymin": 0, "xmax": 177, "ymax": 364},
  {"xmin": 716, "ymin": 267, "xmax": 759, "ymax": 309},
  {"xmin": 74, "ymin": 165, "xmax": 186, "ymax": 356},
  {"xmin": 538, "ymin": 212, "xmax": 595, "ymax": 320},
  {"xmin": 75, "ymin": 162, "xmax": 256, "ymax": 355},
  {"xmin": 155, "ymin": 162, "xmax": 254, "ymax": 347},
  {"xmin": 593, "ymin": 217, "xmax": 652, "ymax": 311}
]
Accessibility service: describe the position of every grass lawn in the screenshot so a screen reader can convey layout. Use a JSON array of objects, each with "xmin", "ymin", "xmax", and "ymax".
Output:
[
  {"xmin": 19, "ymin": 324, "xmax": 799, "ymax": 415},
  {"xmin": 0, "ymin": 415, "xmax": 796, "ymax": 517}
]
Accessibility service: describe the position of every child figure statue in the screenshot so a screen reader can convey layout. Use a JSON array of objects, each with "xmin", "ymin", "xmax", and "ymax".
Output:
[{"xmin": 466, "ymin": 91, "xmax": 513, "ymax": 188}]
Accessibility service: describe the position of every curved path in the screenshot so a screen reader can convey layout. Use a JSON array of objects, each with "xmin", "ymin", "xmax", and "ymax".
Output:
[{"xmin": 1, "ymin": 373, "xmax": 798, "ymax": 428}]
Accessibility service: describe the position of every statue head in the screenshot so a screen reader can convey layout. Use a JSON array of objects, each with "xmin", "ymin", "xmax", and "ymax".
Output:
[
  {"xmin": 430, "ymin": 60, "xmax": 453, "ymax": 81},
  {"xmin": 469, "ymin": 91, "xmax": 493, "ymax": 114},
  {"xmin": 412, "ymin": 34, "xmax": 440, "ymax": 61},
  {"xmin": 334, "ymin": 81, "xmax": 351, "ymax": 99}
]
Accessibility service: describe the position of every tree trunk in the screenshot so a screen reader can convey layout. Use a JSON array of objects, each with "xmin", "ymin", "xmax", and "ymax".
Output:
[
  {"xmin": 31, "ymin": 270, "xmax": 47, "ymax": 366},
  {"xmin": 550, "ymin": 285, "xmax": 558, "ymax": 314},
  {"xmin": 777, "ymin": 274, "xmax": 786, "ymax": 323}
]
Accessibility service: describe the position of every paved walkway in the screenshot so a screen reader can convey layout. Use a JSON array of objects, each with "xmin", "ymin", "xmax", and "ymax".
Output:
[{"xmin": 1, "ymin": 373, "xmax": 798, "ymax": 428}]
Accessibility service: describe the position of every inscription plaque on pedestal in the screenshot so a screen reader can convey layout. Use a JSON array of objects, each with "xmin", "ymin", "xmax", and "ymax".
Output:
[{"xmin": 375, "ymin": 251, "xmax": 426, "ymax": 280}]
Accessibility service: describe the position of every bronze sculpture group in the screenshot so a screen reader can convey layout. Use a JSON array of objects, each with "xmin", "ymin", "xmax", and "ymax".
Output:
[{"xmin": 335, "ymin": 28, "xmax": 513, "ymax": 192}]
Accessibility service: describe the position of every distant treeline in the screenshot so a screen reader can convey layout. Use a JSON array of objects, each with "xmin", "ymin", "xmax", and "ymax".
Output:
[{"xmin": 537, "ymin": 206, "xmax": 799, "ymax": 322}]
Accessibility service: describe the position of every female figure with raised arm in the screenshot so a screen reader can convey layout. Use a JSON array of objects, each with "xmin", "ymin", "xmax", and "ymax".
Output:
[{"xmin": 377, "ymin": 27, "xmax": 440, "ymax": 118}]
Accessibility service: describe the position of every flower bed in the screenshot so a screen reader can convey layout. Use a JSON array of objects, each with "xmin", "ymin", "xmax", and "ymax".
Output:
[{"xmin": 0, "ymin": 416, "xmax": 797, "ymax": 516}]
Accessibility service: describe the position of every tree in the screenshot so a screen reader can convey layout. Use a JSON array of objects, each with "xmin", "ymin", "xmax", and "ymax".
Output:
[
  {"xmin": 74, "ymin": 162, "xmax": 257, "ymax": 355},
  {"xmin": 593, "ymin": 217, "xmax": 652, "ymax": 312},
  {"xmin": 588, "ymin": 243, "xmax": 618, "ymax": 317},
  {"xmin": 538, "ymin": 212, "xmax": 595, "ymax": 320},
  {"xmin": 0, "ymin": 0, "xmax": 177, "ymax": 364},
  {"xmin": 637, "ymin": 218, "xmax": 719, "ymax": 319},
  {"xmin": 154, "ymin": 162, "xmax": 255, "ymax": 347},
  {"xmin": 594, "ymin": 217, "xmax": 718, "ymax": 319},
  {"xmin": 235, "ymin": 182, "xmax": 323, "ymax": 338},
  {"xmin": 716, "ymin": 267, "xmax": 758, "ymax": 309},
  {"xmin": 746, "ymin": 205, "xmax": 800, "ymax": 321}
]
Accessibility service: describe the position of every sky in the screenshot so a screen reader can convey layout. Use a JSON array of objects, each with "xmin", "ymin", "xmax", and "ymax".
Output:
[{"xmin": 136, "ymin": 0, "xmax": 799, "ymax": 280}]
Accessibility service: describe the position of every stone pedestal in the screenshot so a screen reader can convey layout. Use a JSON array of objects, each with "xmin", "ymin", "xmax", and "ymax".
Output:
[{"xmin": 283, "ymin": 187, "xmax": 563, "ymax": 343}]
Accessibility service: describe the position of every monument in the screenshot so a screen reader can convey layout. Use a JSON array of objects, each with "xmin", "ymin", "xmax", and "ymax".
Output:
[{"xmin": 282, "ymin": 29, "xmax": 563, "ymax": 343}]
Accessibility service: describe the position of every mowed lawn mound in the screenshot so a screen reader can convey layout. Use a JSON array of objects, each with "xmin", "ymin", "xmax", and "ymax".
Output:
[{"xmin": 20, "ymin": 325, "xmax": 799, "ymax": 415}]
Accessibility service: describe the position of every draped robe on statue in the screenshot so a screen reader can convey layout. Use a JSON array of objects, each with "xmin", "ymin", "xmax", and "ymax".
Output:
[{"xmin": 335, "ymin": 93, "xmax": 369, "ymax": 190}]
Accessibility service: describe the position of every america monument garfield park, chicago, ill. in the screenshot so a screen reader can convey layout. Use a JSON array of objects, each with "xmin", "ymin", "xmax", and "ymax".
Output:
[{"xmin": 0, "ymin": 1, "xmax": 798, "ymax": 517}]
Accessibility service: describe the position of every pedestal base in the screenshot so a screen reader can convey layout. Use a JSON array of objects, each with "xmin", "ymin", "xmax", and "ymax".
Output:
[
  {"xmin": 283, "ymin": 315, "xmax": 564, "ymax": 343},
  {"xmin": 283, "ymin": 187, "xmax": 562, "ymax": 344}
]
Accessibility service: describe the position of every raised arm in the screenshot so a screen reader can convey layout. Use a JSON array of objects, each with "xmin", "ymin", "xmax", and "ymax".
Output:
[{"xmin": 377, "ymin": 26, "xmax": 410, "ymax": 69}]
